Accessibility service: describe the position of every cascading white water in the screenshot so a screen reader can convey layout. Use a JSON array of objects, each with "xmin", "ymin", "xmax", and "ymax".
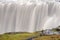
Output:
[
  {"xmin": 0, "ymin": 0, "xmax": 60, "ymax": 34},
  {"xmin": 43, "ymin": 15, "xmax": 58, "ymax": 30}
]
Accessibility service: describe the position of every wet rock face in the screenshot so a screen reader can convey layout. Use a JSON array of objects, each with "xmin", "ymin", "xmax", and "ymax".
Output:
[
  {"xmin": 27, "ymin": 38, "xmax": 33, "ymax": 40},
  {"xmin": 40, "ymin": 26, "xmax": 60, "ymax": 35},
  {"xmin": 42, "ymin": 29, "xmax": 60, "ymax": 35}
]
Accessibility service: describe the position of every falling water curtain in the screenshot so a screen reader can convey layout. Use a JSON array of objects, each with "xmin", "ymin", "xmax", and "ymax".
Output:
[{"xmin": 0, "ymin": 0, "xmax": 60, "ymax": 34}]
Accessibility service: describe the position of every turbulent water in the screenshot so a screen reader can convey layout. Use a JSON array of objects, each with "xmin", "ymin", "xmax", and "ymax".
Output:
[{"xmin": 0, "ymin": 1, "xmax": 60, "ymax": 34}]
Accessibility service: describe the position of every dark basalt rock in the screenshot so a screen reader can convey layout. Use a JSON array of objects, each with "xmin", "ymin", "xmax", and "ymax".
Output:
[{"xmin": 27, "ymin": 38, "xmax": 33, "ymax": 40}]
